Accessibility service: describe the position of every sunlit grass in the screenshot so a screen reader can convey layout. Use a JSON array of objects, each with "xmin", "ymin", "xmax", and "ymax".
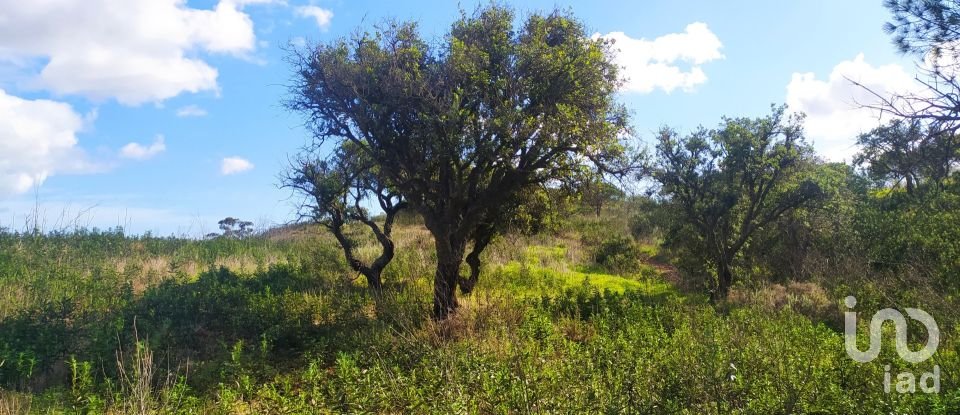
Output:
[{"xmin": 486, "ymin": 244, "xmax": 676, "ymax": 299}]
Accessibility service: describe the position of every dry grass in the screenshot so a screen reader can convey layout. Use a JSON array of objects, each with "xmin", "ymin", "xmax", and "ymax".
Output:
[
  {"xmin": 0, "ymin": 391, "xmax": 30, "ymax": 415},
  {"xmin": 112, "ymin": 323, "xmax": 191, "ymax": 415},
  {"xmin": 110, "ymin": 253, "xmax": 287, "ymax": 294},
  {"xmin": 728, "ymin": 281, "xmax": 835, "ymax": 324}
]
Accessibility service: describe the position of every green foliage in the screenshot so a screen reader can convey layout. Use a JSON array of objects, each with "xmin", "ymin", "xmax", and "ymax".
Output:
[
  {"xmin": 1, "ymin": 202, "xmax": 958, "ymax": 413},
  {"xmin": 651, "ymin": 105, "xmax": 823, "ymax": 299},
  {"xmin": 855, "ymin": 119, "xmax": 958, "ymax": 193},
  {"xmin": 884, "ymin": 0, "xmax": 960, "ymax": 64},
  {"xmin": 593, "ymin": 236, "xmax": 647, "ymax": 275},
  {"xmin": 857, "ymin": 182, "xmax": 960, "ymax": 290},
  {"xmin": 205, "ymin": 293, "xmax": 960, "ymax": 414},
  {"xmin": 740, "ymin": 162, "xmax": 867, "ymax": 283},
  {"xmin": 579, "ymin": 177, "xmax": 624, "ymax": 216},
  {"xmin": 286, "ymin": 4, "xmax": 638, "ymax": 317},
  {"xmin": 502, "ymin": 186, "xmax": 576, "ymax": 235}
]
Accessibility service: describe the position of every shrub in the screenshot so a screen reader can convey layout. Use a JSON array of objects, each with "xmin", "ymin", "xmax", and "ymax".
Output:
[{"xmin": 593, "ymin": 236, "xmax": 647, "ymax": 275}]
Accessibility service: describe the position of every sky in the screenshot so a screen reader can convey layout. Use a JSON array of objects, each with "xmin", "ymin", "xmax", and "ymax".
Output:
[{"xmin": 0, "ymin": 0, "xmax": 924, "ymax": 235}]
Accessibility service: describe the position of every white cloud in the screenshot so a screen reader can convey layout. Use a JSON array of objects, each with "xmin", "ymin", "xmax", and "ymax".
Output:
[
  {"xmin": 594, "ymin": 22, "xmax": 724, "ymax": 94},
  {"xmin": 295, "ymin": 6, "xmax": 334, "ymax": 31},
  {"xmin": 290, "ymin": 36, "xmax": 307, "ymax": 48},
  {"xmin": 786, "ymin": 54, "xmax": 920, "ymax": 161},
  {"xmin": 120, "ymin": 135, "xmax": 166, "ymax": 160},
  {"xmin": 221, "ymin": 156, "xmax": 254, "ymax": 175},
  {"xmin": 0, "ymin": 0, "xmax": 272, "ymax": 105},
  {"xmin": 223, "ymin": 0, "xmax": 286, "ymax": 7},
  {"xmin": 0, "ymin": 88, "xmax": 89, "ymax": 196},
  {"xmin": 176, "ymin": 104, "xmax": 208, "ymax": 117}
]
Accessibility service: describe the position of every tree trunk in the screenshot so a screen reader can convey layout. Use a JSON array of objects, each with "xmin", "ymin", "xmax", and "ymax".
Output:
[
  {"xmin": 327, "ymin": 204, "xmax": 403, "ymax": 293},
  {"xmin": 362, "ymin": 270, "xmax": 383, "ymax": 292},
  {"xmin": 433, "ymin": 260, "xmax": 460, "ymax": 319},
  {"xmin": 458, "ymin": 224, "xmax": 495, "ymax": 295},
  {"xmin": 713, "ymin": 262, "xmax": 733, "ymax": 303},
  {"xmin": 432, "ymin": 236, "xmax": 466, "ymax": 320}
]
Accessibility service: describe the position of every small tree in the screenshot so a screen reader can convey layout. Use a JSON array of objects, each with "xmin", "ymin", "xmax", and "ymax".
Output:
[
  {"xmin": 580, "ymin": 178, "xmax": 623, "ymax": 217},
  {"xmin": 282, "ymin": 146, "xmax": 405, "ymax": 291},
  {"xmin": 650, "ymin": 106, "xmax": 822, "ymax": 301},
  {"xmin": 286, "ymin": 5, "xmax": 636, "ymax": 318},
  {"xmin": 212, "ymin": 217, "xmax": 255, "ymax": 239}
]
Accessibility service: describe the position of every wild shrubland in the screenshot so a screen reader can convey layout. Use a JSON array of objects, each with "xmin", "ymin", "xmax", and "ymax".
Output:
[{"xmin": 0, "ymin": 186, "xmax": 958, "ymax": 413}]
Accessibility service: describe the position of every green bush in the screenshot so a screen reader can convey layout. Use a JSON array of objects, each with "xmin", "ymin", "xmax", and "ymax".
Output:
[{"xmin": 593, "ymin": 236, "xmax": 647, "ymax": 275}]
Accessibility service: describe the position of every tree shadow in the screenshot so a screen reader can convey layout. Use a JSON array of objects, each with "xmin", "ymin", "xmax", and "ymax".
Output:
[{"xmin": 0, "ymin": 264, "xmax": 427, "ymax": 393}]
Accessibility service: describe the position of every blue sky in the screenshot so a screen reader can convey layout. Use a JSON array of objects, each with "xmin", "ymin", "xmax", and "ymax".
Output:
[{"xmin": 0, "ymin": 0, "xmax": 921, "ymax": 235}]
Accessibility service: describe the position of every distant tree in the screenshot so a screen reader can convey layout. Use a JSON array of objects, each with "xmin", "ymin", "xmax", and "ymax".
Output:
[
  {"xmin": 854, "ymin": 119, "xmax": 959, "ymax": 193},
  {"xmin": 286, "ymin": 5, "xmax": 636, "ymax": 318},
  {"xmin": 282, "ymin": 145, "xmax": 405, "ymax": 291},
  {"xmin": 214, "ymin": 217, "xmax": 255, "ymax": 239},
  {"xmin": 650, "ymin": 106, "xmax": 823, "ymax": 301},
  {"xmin": 580, "ymin": 178, "xmax": 624, "ymax": 217},
  {"xmin": 503, "ymin": 185, "xmax": 576, "ymax": 235}
]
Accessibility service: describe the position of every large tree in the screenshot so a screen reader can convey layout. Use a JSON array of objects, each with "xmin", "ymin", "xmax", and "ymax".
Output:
[
  {"xmin": 651, "ymin": 106, "xmax": 822, "ymax": 301},
  {"xmin": 286, "ymin": 6, "xmax": 634, "ymax": 318}
]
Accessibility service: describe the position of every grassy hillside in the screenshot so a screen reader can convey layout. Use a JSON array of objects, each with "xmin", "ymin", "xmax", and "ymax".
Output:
[{"xmin": 0, "ymin": 209, "xmax": 957, "ymax": 414}]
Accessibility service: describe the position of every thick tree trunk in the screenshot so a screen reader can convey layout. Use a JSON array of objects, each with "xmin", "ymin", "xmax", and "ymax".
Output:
[
  {"xmin": 432, "ymin": 235, "xmax": 466, "ymax": 320},
  {"xmin": 712, "ymin": 262, "xmax": 733, "ymax": 303},
  {"xmin": 362, "ymin": 270, "xmax": 383, "ymax": 291},
  {"xmin": 433, "ymin": 259, "xmax": 461, "ymax": 319}
]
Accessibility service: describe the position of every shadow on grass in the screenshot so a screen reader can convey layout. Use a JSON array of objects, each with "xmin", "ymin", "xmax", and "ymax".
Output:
[{"xmin": 0, "ymin": 264, "xmax": 428, "ymax": 393}]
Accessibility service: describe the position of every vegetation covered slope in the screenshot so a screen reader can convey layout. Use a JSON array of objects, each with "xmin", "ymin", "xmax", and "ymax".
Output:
[{"xmin": 0, "ymin": 200, "xmax": 958, "ymax": 414}]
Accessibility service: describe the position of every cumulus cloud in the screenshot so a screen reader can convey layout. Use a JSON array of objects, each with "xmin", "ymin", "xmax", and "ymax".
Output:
[
  {"xmin": 786, "ymin": 54, "xmax": 920, "ymax": 161},
  {"xmin": 594, "ymin": 23, "xmax": 724, "ymax": 94},
  {"xmin": 176, "ymin": 105, "xmax": 208, "ymax": 117},
  {"xmin": 296, "ymin": 6, "xmax": 334, "ymax": 31},
  {"xmin": 221, "ymin": 156, "xmax": 254, "ymax": 175},
  {"xmin": 0, "ymin": 88, "xmax": 89, "ymax": 196},
  {"xmin": 223, "ymin": 0, "xmax": 286, "ymax": 7},
  {"xmin": 0, "ymin": 0, "xmax": 272, "ymax": 105},
  {"xmin": 120, "ymin": 135, "xmax": 166, "ymax": 160}
]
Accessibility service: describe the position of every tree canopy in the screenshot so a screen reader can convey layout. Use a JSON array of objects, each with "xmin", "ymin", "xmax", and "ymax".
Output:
[
  {"xmin": 855, "ymin": 119, "xmax": 959, "ymax": 194},
  {"xmin": 650, "ymin": 106, "xmax": 823, "ymax": 300},
  {"xmin": 885, "ymin": 0, "xmax": 960, "ymax": 70},
  {"xmin": 286, "ymin": 5, "xmax": 636, "ymax": 318}
]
